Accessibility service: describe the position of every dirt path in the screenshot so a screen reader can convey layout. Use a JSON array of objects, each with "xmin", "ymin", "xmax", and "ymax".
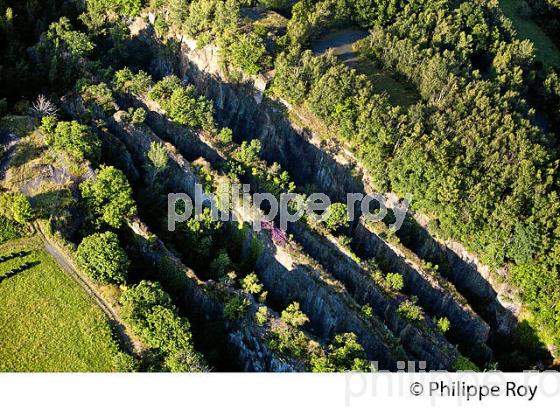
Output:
[{"xmin": 33, "ymin": 223, "xmax": 142, "ymax": 358}]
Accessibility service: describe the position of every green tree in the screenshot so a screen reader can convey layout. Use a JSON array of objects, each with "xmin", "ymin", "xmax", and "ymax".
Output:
[
  {"xmin": 147, "ymin": 141, "xmax": 168, "ymax": 181},
  {"xmin": 434, "ymin": 317, "xmax": 450, "ymax": 334},
  {"xmin": 77, "ymin": 231, "xmax": 129, "ymax": 284},
  {"xmin": 80, "ymin": 165, "xmax": 137, "ymax": 228},
  {"xmin": 225, "ymin": 32, "xmax": 270, "ymax": 76},
  {"xmin": 131, "ymin": 107, "xmax": 147, "ymax": 125},
  {"xmin": 120, "ymin": 280, "xmax": 173, "ymax": 324},
  {"xmin": 255, "ymin": 305, "xmax": 268, "ymax": 325},
  {"xmin": 397, "ymin": 298, "xmax": 423, "ymax": 322},
  {"xmin": 219, "ymin": 127, "xmax": 233, "ymax": 145},
  {"xmin": 46, "ymin": 121, "xmax": 101, "ymax": 162},
  {"xmin": 165, "ymin": 348, "xmax": 208, "ymax": 372},
  {"xmin": 114, "ymin": 68, "xmax": 153, "ymax": 95}
]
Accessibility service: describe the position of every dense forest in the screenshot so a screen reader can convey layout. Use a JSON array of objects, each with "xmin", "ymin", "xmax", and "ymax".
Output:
[{"xmin": 1, "ymin": 0, "xmax": 560, "ymax": 370}]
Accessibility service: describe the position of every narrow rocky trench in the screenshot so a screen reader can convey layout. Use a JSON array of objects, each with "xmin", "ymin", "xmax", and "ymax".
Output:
[
  {"xmin": 115, "ymin": 106, "xmax": 409, "ymax": 370},
  {"xmin": 116, "ymin": 91, "xmax": 464, "ymax": 370},
  {"xmin": 165, "ymin": 43, "xmax": 543, "ymax": 368},
  {"xmin": 161, "ymin": 64, "xmax": 489, "ymax": 365}
]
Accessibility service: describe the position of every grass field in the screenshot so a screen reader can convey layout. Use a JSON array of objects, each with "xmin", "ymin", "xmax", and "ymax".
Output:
[
  {"xmin": 0, "ymin": 237, "xmax": 128, "ymax": 372},
  {"xmin": 500, "ymin": 0, "xmax": 560, "ymax": 67}
]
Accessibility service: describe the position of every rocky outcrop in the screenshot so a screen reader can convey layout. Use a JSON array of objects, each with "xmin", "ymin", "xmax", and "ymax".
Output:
[
  {"xmin": 288, "ymin": 220, "xmax": 459, "ymax": 369},
  {"xmin": 352, "ymin": 221, "xmax": 492, "ymax": 362},
  {"xmin": 127, "ymin": 217, "xmax": 303, "ymax": 372},
  {"xmin": 134, "ymin": 111, "xmax": 408, "ymax": 369},
  {"xmin": 170, "ymin": 38, "xmax": 515, "ymax": 362},
  {"xmin": 398, "ymin": 213, "xmax": 520, "ymax": 340}
]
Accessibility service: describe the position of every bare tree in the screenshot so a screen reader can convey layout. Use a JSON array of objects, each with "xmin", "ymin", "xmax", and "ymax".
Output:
[{"xmin": 31, "ymin": 95, "xmax": 58, "ymax": 118}]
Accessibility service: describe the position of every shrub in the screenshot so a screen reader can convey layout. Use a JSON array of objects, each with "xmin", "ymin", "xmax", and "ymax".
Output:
[
  {"xmin": 40, "ymin": 115, "xmax": 58, "ymax": 135},
  {"xmin": 223, "ymin": 294, "xmax": 250, "ymax": 320},
  {"xmin": 434, "ymin": 317, "xmax": 451, "ymax": 334},
  {"xmin": 120, "ymin": 280, "xmax": 172, "ymax": 323},
  {"xmin": 147, "ymin": 141, "xmax": 168, "ymax": 174},
  {"xmin": 323, "ymin": 202, "xmax": 349, "ymax": 232},
  {"xmin": 77, "ymin": 231, "xmax": 129, "ymax": 284},
  {"xmin": 255, "ymin": 306, "xmax": 268, "ymax": 326},
  {"xmin": 131, "ymin": 107, "xmax": 146, "ymax": 125},
  {"xmin": 219, "ymin": 127, "xmax": 233, "ymax": 145},
  {"xmin": 385, "ymin": 272, "xmax": 404, "ymax": 291},
  {"xmin": 79, "ymin": 82, "xmax": 115, "ymax": 113},
  {"xmin": 120, "ymin": 280, "xmax": 207, "ymax": 371},
  {"xmin": 209, "ymin": 250, "xmax": 231, "ymax": 278},
  {"xmin": 311, "ymin": 333, "xmax": 370, "ymax": 372},
  {"xmin": 360, "ymin": 304, "xmax": 374, "ymax": 319},
  {"xmin": 397, "ymin": 298, "xmax": 423, "ymax": 322},
  {"xmin": 149, "ymin": 76, "xmax": 215, "ymax": 130},
  {"xmin": 281, "ymin": 302, "xmax": 309, "ymax": 328},
  {"xmin": 453, "ymin": 355, "xmax": 480, "ymax": 371},
  {"xmin": 267, "ymin": 326, "xmax": 310, "ymax": 360},
  {"xmin": 224, "ymin": 32, "xmax": 270, "ymax": 76},
  {"xmin": 235, "ymin": 139, "xmax": 261, "ymax": 165},
  {"xmin": 165, "ymin": 348, "xmax": 208, "ymax": 372},
  {"xmin": 0, "ymin": 217, "xmax": 22, "ymax": 244},
  {"xmin": 242, "ymin": 273, "xmax": 263, "ymax": 295}
]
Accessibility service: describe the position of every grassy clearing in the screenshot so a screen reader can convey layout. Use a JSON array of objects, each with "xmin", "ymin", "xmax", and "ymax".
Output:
[
  {"xmin": 312, "ymin": 29, "xmax": 420, "ymax": 107},
  {"xmin": 0, "ymin": 236, "xmax": 128, "ymax": 372},
  {"xmin": 500, "ymin": 0, "xmax": 560, "ymax": 67}
]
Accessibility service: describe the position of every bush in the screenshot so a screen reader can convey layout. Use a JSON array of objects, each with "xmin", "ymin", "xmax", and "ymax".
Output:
[
  {"xmin": 77, "ymin": 231, "xmax": 129, "ymax": 284},
  {"xmin": 149, "ymin": 76, "xmax": 214, "ymax": 130},
  {"xmin": 40, "ymin": 115, "xmax": 58, "ymax": 135},
  {"xmin": 360, "ymin": 304, "xmax": 374, "ymax": 319},
  {"xmin": 281, "ymin": 302, "xmax": 309, "ymax": 328},
  {"xmin": 131, "ymin": 107, "xmax": 146, "ymax": 125},
  {"xmin": 224, "ymin": 32, "xmax": 270, "ymax": 76},
  {"xmin": 397, "ymin": 298, "xmax": 423, "ymax": 322},
  {"xmin": 385, "ymin": 272, "xmax": 404, "ymax": 291},
  {"xmin": 79, "ymin": 82, "xmax": 115, "ymax": 113},
  {"xmin": 242, "ymin": 273, "xmax": 263, "ymax": 295},
  {"xmin": 0, "ymin": 217, "xmax": 22, "ymax": 244},
  {"xmin": 120, "ymin": 281, "xmax": 207, "ymax": 371},
  {"xmin": 120, "ymin": 280, "xmax": 172, "ymax": 319},
  {"xmin": 453, "ymin": 355, "xmax": 480, "ymax": 371},
  {"xmin": 218, "ymin": 127, "xmax": 233, "ymax": 145},
  {"xmin": 322, "ymin": 203, "xmax": 349, "ymax": 232},
  {"xmin": 235, "ymin": 139, "xmax": 261, "ymax": 165},
  {"xmin": 255, "ymin": 306, "xmax": 268, "ymax": 325},
  {"xmin": 434, "ymin": 317, "xmax": 451, "ymax": 334},
  {"xmin": 223, "ymin": 294, "xmax": 250, "ymax": 320}
]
